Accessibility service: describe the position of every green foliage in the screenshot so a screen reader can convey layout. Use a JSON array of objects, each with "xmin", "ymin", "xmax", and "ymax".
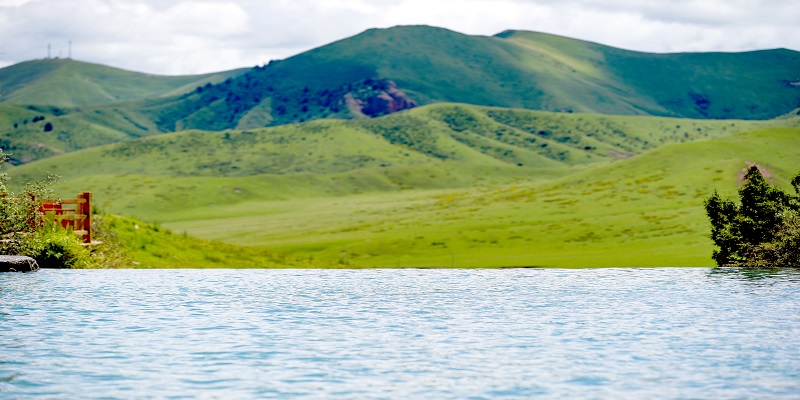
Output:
[
  {"xmin": 0, "ymin": 149, "xmax": 59, "ymax": 238},
  {"xmin": 0, "ymin": 149, "xmax": 97, "ymax": 268},
  {"xmin": 705, "ymin": 166, "xmax": 800, "ymax": 268},
  {"xmin": 86, "ymin": 214, "xmax": 134, "ymax": 268},
  {"xmin": 23, "ymin": 221, "xmax": 92, "ymax": 269}
]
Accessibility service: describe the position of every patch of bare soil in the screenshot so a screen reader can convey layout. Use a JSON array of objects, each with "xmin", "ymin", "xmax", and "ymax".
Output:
[{"xmin": 737, "ymin": 161, "xmax": 773, "ymax": 184}]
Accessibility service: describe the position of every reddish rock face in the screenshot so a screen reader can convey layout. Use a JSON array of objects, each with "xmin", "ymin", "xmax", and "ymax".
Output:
[{"xmin": 349, "ymin": 80, "xmax": 417, "ymax": 118}]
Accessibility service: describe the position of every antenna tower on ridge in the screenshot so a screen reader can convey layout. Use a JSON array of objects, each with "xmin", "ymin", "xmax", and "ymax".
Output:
[
  {"xmin": 47, "ymin": 43, "xmax": 51, "ymax": 59},
  {"xmin": 68, "ymin": 41, "xmax": 72, "ymax": 59}
]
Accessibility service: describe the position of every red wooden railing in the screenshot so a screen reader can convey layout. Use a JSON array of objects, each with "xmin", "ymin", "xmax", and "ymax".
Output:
[{"xmin": 39, "ymin": 192, "xmax": 92, "ymax": 244}]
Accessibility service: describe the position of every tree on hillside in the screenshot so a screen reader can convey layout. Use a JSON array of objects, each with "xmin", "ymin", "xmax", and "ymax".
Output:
[{"xmin": 705, "ymin": 166, "xmax": 800, "ymax": 268}]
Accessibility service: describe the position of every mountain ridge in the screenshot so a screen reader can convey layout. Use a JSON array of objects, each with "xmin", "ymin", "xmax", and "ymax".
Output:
[
  {"xmin": 135, "ymin": 25, "xmax": 800, "ymax": 132},
  {"xmin": 2, "ymin": 25, "xmax": 800, "ymax": 166},
  {"xmin": 0, "ymin": 58, "xmax": 248, "ymax": 107}
]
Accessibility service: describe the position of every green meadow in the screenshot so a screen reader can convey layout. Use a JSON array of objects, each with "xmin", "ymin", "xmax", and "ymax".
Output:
[
  {"xmin": 10, "ymin": 104, "xmax": 800, "ymax": 267},
  {"xmin": 4, "ymin": 26, "xmax": 800, "ymax": 268},
  {"xmin": 154, "ymin": 127, "xmax": 800, "ymax": 268},
  {"xmin": 95, "ymin": 214, "xmax": 336, "ymax": 269}
]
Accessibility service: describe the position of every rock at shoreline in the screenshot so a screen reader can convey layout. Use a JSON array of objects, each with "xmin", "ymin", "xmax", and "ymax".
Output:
[{"xmin": 0, "ymin": 255, "xmax": 40, "ymax": 272}]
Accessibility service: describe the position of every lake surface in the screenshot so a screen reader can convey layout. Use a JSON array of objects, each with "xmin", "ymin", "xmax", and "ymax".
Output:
[{"xmin": 2, "ymin": 268, "xmax": 800, "ymax": 399}]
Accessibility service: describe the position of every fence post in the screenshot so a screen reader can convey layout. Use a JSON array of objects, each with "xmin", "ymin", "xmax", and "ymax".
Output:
[{"xmin": 78, "ymin": 192, "xmax": 92, "ymax": 243}]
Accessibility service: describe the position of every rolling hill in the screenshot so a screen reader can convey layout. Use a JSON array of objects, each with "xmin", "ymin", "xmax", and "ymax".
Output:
[
  {"xmin": 0, "ymin": 58, "xmax": 248, "ymax": 107},
  {"xmin": 3, "ymin": 25, "xmax": 800, "ymax": 268},
  {"xmin": 142, "ymin": 25, "xmax": 800, "ymax": 132},
  {"xmin": 0, "ymin": 101, "xmax": 162, "ymax": 164},
  {"xmin": 12, "ymin": 103, "xmax": 795, "ymax": 185},
  {"xmin": 8, "ymin": 104, "xmax": 800, "ymax": 267},
  {"xmin": 2, "ymin": 25, "xmax": 799, "ymax": 166}
]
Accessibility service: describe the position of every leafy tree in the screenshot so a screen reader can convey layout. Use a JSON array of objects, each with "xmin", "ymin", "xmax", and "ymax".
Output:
[{"xmin": 705, "ymin": 166, "xmax": 800, "ymax": 268}]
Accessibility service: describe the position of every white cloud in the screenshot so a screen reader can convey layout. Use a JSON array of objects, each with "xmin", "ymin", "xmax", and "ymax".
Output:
[{"xmin": 0, "ymin": 0, "xmax": 798, "ymax": 75}]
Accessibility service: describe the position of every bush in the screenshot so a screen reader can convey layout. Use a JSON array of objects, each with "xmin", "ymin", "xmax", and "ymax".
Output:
[
  {"xmin": 86, "ymin": 214, "xmax": 133, "ymax": 268},
  {"xmin": 0, "ymin": 149, "xmax": 58, "ymax": 241},
  {"xmin": 705, "ymin": 166, "xmax": 800, "ymax": 268},
  {"xmin": 0, "ymin": 149, "xmax": 96, "ymax": 268},
  {"xmin": 24, "ymin": 222, "xmax": 92, "ymax": 269}
]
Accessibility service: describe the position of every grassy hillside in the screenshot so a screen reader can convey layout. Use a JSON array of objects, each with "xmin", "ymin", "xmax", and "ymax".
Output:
[
  {"xmin": 0, "ymin": 58, "xmax": 247, "ymax": 107},
  {"xmin": 11, "ymin": 103, "xmax": 791, "ymax": 185},
  {"xmin": 0, "ymin": 101, "xmax": 162, "ymax": 163},
  {"xmin": 8, "ymin": 104, "xmax": 800, "ymax": 267},
  {"xmin": 96, "ymin": 214, "xmax": 336, "ymax": 268},
  {"xmin": 153, "ymin": 126, "xmax": 800, "ymax": 268},
  {"xmin": 500, "ymin": 30, "xmax": 800, "ymax": 120},
  {"xmin": 0, "ymin": 59, "xmax": 253, "ymax": 164},
  {"xmin": 143, "ymin": 25, "xmax": 800, "ymax": 132},
  {"xmin": 2, "ymin": 26, "xmax": 798, "ymax": 166}
]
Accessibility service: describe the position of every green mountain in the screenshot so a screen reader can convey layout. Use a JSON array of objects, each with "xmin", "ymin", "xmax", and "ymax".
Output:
[
  {"xmin": 0, "ymin": 101, "xmax": 163, "ymax": 164},
  {"xmin": 0, "ymin": 58, "xmax": 248, "ymax": 107},
  {"xmin": 145, "ymin": 25, "xmax": 800, "ymax": 132},
  {"xmin": 3, "ymin": 25, "xmax": 800, "ymax": 267},
  {"xmin": 2, "ymin": 25, "xmax": 799, "ymax": 166},
  {"xmin": 9, "ymin": 104, "xmax": 800, "ymax": 267},
  {"xmin": 14, "ymin": 103, "xmax": 794, "ymax": 184}
]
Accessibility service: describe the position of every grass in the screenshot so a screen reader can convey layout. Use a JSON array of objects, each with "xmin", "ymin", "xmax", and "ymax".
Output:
[
  {"xmin": 157, "ymin": 127, "xmax": 800, "ymax": 268},
  {"xmin": 4, "ymin": 26, "xmax": 799, "ymax": 268},
  {"xmin": 3, "ymin": 27, "xmax": 799, "ymax": 167},
  {"xmin": 5, "ymin": 26, "xmax": 796, "ymax": 151},
  {"xmin": 10, "ymin": 103, "xmax": 792, "ymax": 181},
  {"xmin": 8, "ymin": 102, "xmax": 800, "ymax": 268},
  {"xmin": 144, "ymin": 25, "xmax": 800, "ymax": 132},
  {"xmin": 0, "ymin": 58, "xmax": 248, "ymax": 107},
  {"xmin": 100, "ymin": 214, "xmax": 337, "ymax": 268}
]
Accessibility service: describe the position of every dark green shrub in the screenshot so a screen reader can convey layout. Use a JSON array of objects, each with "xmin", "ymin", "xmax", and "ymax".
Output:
[
  {"xmin": 705, "ymin": 166, "xmax": 800, "ymax": 268},
  {"xmin": 25, "ymin": 222, "xmax": 91, "ymax": 269},
  {"xmin": 0, "ymin": 149, "xmax": 94, "ymax": 268},
  {"xmin": 0, "ymin": 149, "xmax": 58, "ymax": 243}
]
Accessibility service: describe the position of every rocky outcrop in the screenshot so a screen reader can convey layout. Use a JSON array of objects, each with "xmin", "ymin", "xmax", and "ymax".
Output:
[
  {"xmin": 346, "ymin": 79, "xmax": 417, "ymax": 118},
  {"xmin": 0, "ymin": 255, "xmax": 40, "ymax": 272}
]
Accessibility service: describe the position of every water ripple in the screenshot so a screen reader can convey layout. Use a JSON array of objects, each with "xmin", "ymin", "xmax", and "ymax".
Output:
[{"xmin": 1, "ymin": 268, "xmax": 799, "ymax": 398}]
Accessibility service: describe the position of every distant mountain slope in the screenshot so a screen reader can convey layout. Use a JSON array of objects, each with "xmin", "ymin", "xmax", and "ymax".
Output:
[
  {"xmin": 2, "ymin": 25, "xmax": 799, "ymax": 166},
  {"xmin": 9, "ymin": 115, "xmax": 800, "ymax": 267},
  {"xmin": 161, "ymin": 126, "xmax": 799, "ymax": 268},
  {"xmin": 143, "ymin": 25, "xmax": 800, "ymax": 132},
  {"xmin": 0, "ymin": 59, "xmax": 248, "ymax": 107},
  {"xmin": 498, "ymin": 30, "xmax": 800, "ymax": 119},
  {"xmin": 0, "ymin": 101, "xmax": 164, "ymax": 164},
  {"xmin": 11, "ymin": 103, "xmax": 798, "ymax": 196}
]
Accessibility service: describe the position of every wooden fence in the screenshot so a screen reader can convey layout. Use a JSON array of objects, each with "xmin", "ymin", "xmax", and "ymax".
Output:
[{"xmin": 39, "ymin": 192, "xmax": 92, "ymax": 244}]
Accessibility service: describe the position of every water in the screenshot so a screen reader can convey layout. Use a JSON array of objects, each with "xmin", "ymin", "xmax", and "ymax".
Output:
[{"xmin": 2, "ymin": 268, "xmax": 800, "ymax": 399}]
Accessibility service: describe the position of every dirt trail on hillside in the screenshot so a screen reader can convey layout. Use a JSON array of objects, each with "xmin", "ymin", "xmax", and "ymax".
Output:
[{"xmin": 737, "ymin": 161, "xmax": 773, "ymax": 183}]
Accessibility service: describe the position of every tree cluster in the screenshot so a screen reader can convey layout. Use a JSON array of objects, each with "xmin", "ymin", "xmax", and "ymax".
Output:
[{"xmin": 705, "ymin": 166, "xmax": 800, "ymax": 268}]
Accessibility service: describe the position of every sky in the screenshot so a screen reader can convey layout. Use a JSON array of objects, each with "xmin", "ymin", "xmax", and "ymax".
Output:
[{"xmin": 1, "ymin": 0, "xmax": 798, "ymax": 75}]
